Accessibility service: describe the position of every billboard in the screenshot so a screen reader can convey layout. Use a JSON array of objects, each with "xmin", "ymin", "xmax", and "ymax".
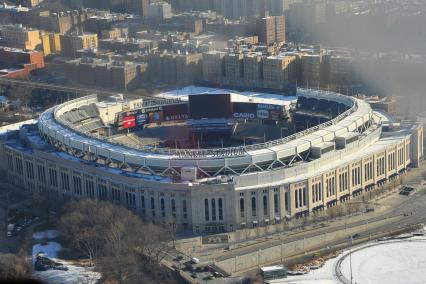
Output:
[
  {"xmin": 233, "ymin": 102, "xmax": 257, "ymax": 119},
  {"xmin": 257, "ymin": 103, "xmax": 281, "ymax": 121},
  {"xmin": 163, "ymin": 104, "xmax": 189, "ymax": 122},
  {"xmin": 136, "ymin": 113, "xmax": 148, "ymax": 126},
  {"xmin": 122, "ymin": 115, "xmax": 136, "ymax": 129},
  {"xmin": 189, "ymin": 94, "xmax": 232, "ymax": 119},
  {"xmin": 148, "ymin": 111, "xmax": 164, "ymax": 123}
]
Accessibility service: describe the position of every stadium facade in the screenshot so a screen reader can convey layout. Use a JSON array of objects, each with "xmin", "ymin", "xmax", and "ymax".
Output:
[{"xmin": 0, "ymin": 88, "xmax": 423, "ymax": 234}]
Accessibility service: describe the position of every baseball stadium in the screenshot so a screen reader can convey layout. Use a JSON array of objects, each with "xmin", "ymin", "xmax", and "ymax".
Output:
[{"xmin": 0, "ymin": 86, "xmax": 423, "ymax": 233}]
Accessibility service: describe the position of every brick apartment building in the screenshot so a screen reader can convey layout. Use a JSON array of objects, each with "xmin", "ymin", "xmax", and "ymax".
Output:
[{"xmin": 0, "ymin": 46, "xmax": 45, "ymax": 78}]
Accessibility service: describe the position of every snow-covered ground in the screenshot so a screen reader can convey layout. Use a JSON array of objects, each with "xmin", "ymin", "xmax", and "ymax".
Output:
[
  {"xmin": 32, "ymin": 241, "xmax": 62, "ymax": 261},
  {"xmin": 0, "ymin": 119, "xmax": 37, "ymax": 134},
  {"xmin": 269, "ymin": 235, "xmax": 426, "ymax": 284},
  {"xmin": 32, "ymin": 230, "xmax": 101, "ymax": 284},
  {"xmin": 33, "ymin": 230, "xmax": 59, "ymax": 240},
  {"xmin": 33, "ymin": 261, "xmax": 101, "ymax": 284},
  {"xmin": 155, "ymin": 85, "xmax": 297, "ymax": 106}
]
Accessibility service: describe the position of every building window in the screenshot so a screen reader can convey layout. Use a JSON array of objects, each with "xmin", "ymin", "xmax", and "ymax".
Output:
[
  {"xmin": 37, "ymin": 165, "xmax": 46, "ymax": 183},
  {"xmin": 48, "ymin": 168, "xmax": 58, "ymax": 187},
  {"xmin": 98, "ymin": 183, "xmax": 107, "ymax": 199},
  {"xmin": 171, "ymin": 199, "xmax": 176, "ymax": 218},
  {"xmin": 182, "ymin": 200, "xmax": 187, "ymax": 219},
  {"xmin": 251, "ymin": 197, "xmax": 256, "ymax": 217},
  {"xmin": 26, "ymin": 161, "xmax": 34, "ymax": 180},
  {"xmin": 85, "ymin": 179, "xmax": 95, "ymax": 198},
  {"xmin": 15, "ymin": 158, "xmax": 23, "ymax": 175},
  {"xmin": 218, "ymin": 198, "xmax": 223, "ymax": 221},
  {"xmin": 126, "ymin": 192, "xmax": 136, "ymax": 211},
  {"xmin": 72, "ymin": 176, "xmax": 82, "ymax": 196},
  {"xmin": 141, "ymin": 195, "xmax": 145, "ymax": 208},
  {"xmin": 111, "ymin": 187, "xmax": 121, "ymax": 203},
  {"xmin": 60, "ymin": 172, "xmax": 70, "ymax": 192},
  {"xmin": 151, "ymin": 197, "xmax": 155, "ymax": 216},
  {"xmin": 240, "ymin": 198, "xmax": 245, "ymax": 218},
  {"xmin": 204, "ymin": 198, "xmax": 209, "ymax": 221},
  {"xmin": 284, "ymin": 191, "xmax": 289, "ymax": 211},
  {"xmin": 160, "ymin": 198, "xmax": 165, "ymax": 217},
  {"xmin": 150, "ymin": 197, "xmax": 155, "ymax": 210},
  {"xmin": 263, "ymin": 195, "xmax": 268, "ymax": 216},
  {"xmin": 274, "ymin": 193, "xmax": 279, "ymax": 214},
  {"xmin": 211, "ymin": 199, "xmax": 216, "ymax": 221},
  {"xmin": 7, "ymin": 154, "xmax": 13, "ymax": 170}
]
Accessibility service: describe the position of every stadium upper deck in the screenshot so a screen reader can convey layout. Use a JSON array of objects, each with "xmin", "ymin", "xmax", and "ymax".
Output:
[{"xmin": 37, "ymin": 88, "xmax": 373, "ymax": 178}]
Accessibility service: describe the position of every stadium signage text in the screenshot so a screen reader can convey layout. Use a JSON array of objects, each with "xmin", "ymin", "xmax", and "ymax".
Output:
[
  {"xmin": 177, "ymin": 147, "xmax": 247, "ymax": 158},
  {"xmin": 257, "ymin": 104, "xmax": 281, "ymax": 111},
  {"xmin": 233, "ymin": 112, "xmax": 256, "ymax": 119}
]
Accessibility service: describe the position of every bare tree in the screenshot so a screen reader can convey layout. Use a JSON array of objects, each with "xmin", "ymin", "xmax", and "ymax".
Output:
[
  {"xmin": 0, "ymin": 253, "xmax": 31, "ymax": 280},
  {"xmin": 59, "ymin": 199, "xmax": 177, "ymax": 284}
]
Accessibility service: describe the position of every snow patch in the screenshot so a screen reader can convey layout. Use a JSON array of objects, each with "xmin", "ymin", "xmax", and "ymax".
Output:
[
  {"xmin": 33, "ymin": 262, "xmax": 101, "ymax": 284},
  {"xmin": 32, "ymin": 238, "xmax": 101, "ymax": 284},
  {"xmin": 32, "ymin": 242, "xmax": 62, "ymax": 261},
  {"xmin": 268, "ymin": 237, "xmax": 426, "ymax": 284},
  {"xmin": 33, "ymin": 230, "xmax": 59, "ymax": 240}
]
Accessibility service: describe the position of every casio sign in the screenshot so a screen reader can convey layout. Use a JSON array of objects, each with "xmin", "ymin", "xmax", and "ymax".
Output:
[{"xmin": 234, "ymin": 112, "xmax": 255, "ymax": 119}]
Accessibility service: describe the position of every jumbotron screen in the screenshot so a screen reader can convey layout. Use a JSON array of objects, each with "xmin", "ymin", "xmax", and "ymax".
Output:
[{"xmin": 189, "ymin": 94, "xmax": 232, "ymax": 119}]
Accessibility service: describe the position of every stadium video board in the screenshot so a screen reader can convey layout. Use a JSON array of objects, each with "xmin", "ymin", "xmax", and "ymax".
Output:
[
  {"xmin": 122, "ymin": 115, "xmax": 136, "ymax": 129},
  {"xmin": 189, "ymin": 94, "xmax": 232, "ymax": 119}
]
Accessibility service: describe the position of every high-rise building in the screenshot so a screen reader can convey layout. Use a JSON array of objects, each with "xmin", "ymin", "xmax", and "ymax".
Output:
[{"xmin": 256, "ymin": 15, "xmax": 285, "ymax": 44}]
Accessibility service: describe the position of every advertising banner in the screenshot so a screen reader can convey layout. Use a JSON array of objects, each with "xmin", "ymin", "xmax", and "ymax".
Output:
[
  {"xmin": 123, "ymin": 115, "xmax": 136, "ymax": 129},
  {"xmin": 257, "ymin": 104, "xmax": 281, "ymax": 121},
  {"xmin": 163, "ymin": 104, "xmax": 189, "ymax": 121},
  {"xmin": 233, "ymin": 102, "xmax": 257, "ymax": 119},
  {"xmin": 136, "ymin": 113, "xmax": 149, "ymax": 126},
  {"xmin": 148, "ymin": 111, "xmax": 164, "ymax": 123}
]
